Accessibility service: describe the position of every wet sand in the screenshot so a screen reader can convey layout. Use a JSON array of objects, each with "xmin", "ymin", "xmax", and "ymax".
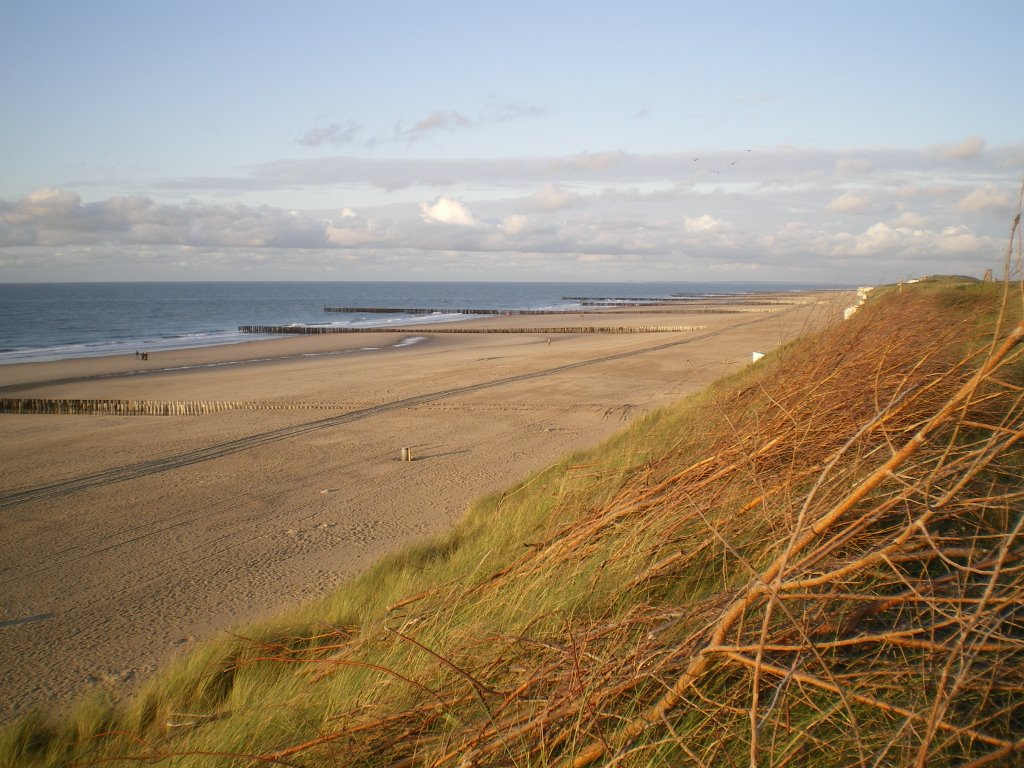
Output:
[{"xmin": 0, "ymin": 293, "xmax": 848, "ymax": 721}]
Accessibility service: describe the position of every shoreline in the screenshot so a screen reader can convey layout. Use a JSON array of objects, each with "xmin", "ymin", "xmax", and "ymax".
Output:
[
  {"xmin": 0, "ymin": 334, "xmax": 433, "ymax": 392},
  {"xmin": 0, "ymin": 292, "xmax": 849, "ymax": 722},
  {"xmin": 0, "ymin": 283, "xmax": 852, "ymax": 371}
]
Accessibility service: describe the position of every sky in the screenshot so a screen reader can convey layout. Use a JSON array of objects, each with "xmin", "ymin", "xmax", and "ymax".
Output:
[{"xmin": 1, "ymin": 0, "xmax": 1022, "ymax": 284}]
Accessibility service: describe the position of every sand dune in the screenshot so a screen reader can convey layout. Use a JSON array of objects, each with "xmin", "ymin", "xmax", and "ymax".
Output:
[{"xmin": 0, "ymin": 294, "xmax": 846, "ymax": 720}]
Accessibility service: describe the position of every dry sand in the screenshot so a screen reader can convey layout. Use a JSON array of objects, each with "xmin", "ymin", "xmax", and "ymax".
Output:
[{"xmin": 0, "ymin": 293, "xmax": 849, "ymax": 721}]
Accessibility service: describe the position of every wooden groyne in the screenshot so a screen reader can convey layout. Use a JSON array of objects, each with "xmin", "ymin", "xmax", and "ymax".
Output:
[
  {"xmin": 239, "ymin": 325, "xmax": 706, "ymax": 335},
  {"xmin": 324, "ymin": 306, "xmax": 571, "ymax": 315},
  {"xmin": 577, "ymin": 303, "xmax": 772, "ymax": 312},
  {"xmin": 562, "ymin": 296, "xmax": 689, "ymax": 302},
  {"xmin": 566, "ymin": 296, "xmax": 808, "ymax": 306},
  {"xmin": 579, "ymin": 301, "xmax": 680, "ymax": 307},
  {"xmin": 1, "ymin": 399, "xmax": 241, "ymax": 416},
  {"xmin": 0, "ymin": 399, "xmax": 352, "ymax": 416},
  {"xmin": 325, "ymin": 305, "xmax": 770, "ymax": 315}
]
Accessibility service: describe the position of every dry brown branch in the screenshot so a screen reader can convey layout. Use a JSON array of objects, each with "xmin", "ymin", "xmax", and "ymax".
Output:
[
  {"xmin": 719, "ymin": 650, "xmax": 1018, "ymax": 751},
  {"xmin": 565, "ymin": 320, "xmax": 1024, "ymax": 767},
  {"xmin": 95, "ymin": 272, "xmax": 1020, "ymax": 768}
]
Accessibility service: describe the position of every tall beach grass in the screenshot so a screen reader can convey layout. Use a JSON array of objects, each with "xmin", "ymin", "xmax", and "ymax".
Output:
[{"xmin": 3, "ymin": 255, "xmax": 1023, "ymax": 765}]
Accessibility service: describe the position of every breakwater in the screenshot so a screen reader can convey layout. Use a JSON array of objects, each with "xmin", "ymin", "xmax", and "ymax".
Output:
[
  {"xmin": 561, "ymin": 296, "xmax": 687, "ymax": 302},
  {"xmin": 239, "ymin": 325, "xmax": 705, "ymax": 335},
  {"xmin": 0, "ymin": 398, "xmax": 350, "ymax": 415},
  {"xmin": 578, "ymin": 305, "xmax": 768, "ymax": 312},
  {"xmin": 566, "ymin": 296, "xmax": 806, "ymax": 306},
  {"xmin": 579, "ymin": 301, "xmax": 682, "ymax": 307},
  {"xmin": 325, "ymin": 306, "xmax": 767, "ymax": 315},
  {"xmin": 323, "ymin": 306, "xmax": 570, "ymax": 315}
]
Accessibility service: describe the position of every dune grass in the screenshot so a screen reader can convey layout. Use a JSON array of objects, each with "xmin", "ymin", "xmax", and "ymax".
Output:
[{"xmin": 3, "ymin": 270, "xmax": 1023, "ymax": 767}]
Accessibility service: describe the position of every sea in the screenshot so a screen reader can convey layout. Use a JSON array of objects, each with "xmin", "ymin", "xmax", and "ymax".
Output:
[{"xmin": 0, "ymin": 281, "xmax": 846, "ymax": 365}]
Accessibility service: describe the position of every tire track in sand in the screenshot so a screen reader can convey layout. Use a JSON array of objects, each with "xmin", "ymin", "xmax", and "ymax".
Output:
[{"xmin": 0, "ymin": 316, "xmax": 772, "ymax": 511}]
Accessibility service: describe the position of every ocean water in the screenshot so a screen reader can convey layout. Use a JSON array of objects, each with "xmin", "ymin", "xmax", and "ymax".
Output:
[{"xmin": 0, "ymin": 281, "xmax": 844, "ymax": 365}]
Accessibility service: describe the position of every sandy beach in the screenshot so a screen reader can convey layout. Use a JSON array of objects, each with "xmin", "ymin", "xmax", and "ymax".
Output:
[{"xmin": 0, "ymin": 293, "xmax": 848, "ymax": 721}]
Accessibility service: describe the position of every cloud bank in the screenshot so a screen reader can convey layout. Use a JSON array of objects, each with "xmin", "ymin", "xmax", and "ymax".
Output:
[
  {"xmin": 2, "ymin": 141, "xmax": 1021, "ymax": 281},
  {"xmin": 297, "ymin": 102, "xmax": 549, "ymax": 149}
]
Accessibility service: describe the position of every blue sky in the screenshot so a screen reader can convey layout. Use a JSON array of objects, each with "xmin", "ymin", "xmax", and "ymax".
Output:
[{"xmin": 2, "ymin": 0, "xmax": 1022, "ymax": 283}]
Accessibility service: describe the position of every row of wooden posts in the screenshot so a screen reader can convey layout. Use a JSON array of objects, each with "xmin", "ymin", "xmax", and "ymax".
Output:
[
  {"xmin": 0, "ymin": 399, "xmax": 349, "ymax": 416},
  {"xmin": 564, "ymin": 296, "xmax": 805, "ymax": 305},
  {"xmin": 324, "ymin": 306, "xmax": 567, "ymax": 315},
  {"xmin": 325, "ymin": 305, "xmax": 776, "ymax": 315},
  {"xmin": 238, "ymin": 325, "xmax": 706, "ymax": 335}
]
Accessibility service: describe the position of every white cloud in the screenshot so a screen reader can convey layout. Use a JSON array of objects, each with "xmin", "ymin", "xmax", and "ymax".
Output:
[
  {"xmin": 296, "ymin": 121, "xmax": 361, "ymax": 147},
  {"xmin": 1, "ymin": 188, "xmax": 330, "ymax": 248},
  {"xmin": 935, "ymin": 224, "xmax": 986, "ymax": 253},
  {"xmin": 4, "ymin": 187, "xmax": 83, "ymax": 225},
  {"xmin": 958, "ymin": 184, "xmax": 1014, "ymax": 213},
  {"xmin": 480, "ymin": 102, "xmax": 548, "ymax": 123},
  {"xmin": 380, "ymin": 104, "xmax": 548, "ymax": 145},
  {"xmin": 522, "ymin": 183, "xmax": 580, "ymax": 212},
  {"xmin": 836, "ymin": 158, "xmax": 873, "ymax": 175},
  {"xmin": 852, "ymin": 222, "xmax": 921, "ymax": 255},
  {"xmin": 827, "ymin": 192, "xmax": 872, "ymax": 214},
  {"xmin": 892, "ymin": 211, "xmax": 932, "ymax": 229},
  {"xmin": 24, "ymin": 186, "xmax": 80, "ymax": 207},
  {"xmin": 409, "ymin": 110, "xmax": 471, "ymax": 135},
  {"xmin": 501, "ymin": 214, "xmax": 528, "ymax": 235},
  {"xmin": 158, "ymin": 144, "xmax": 1024, "ymax": 195},
  {"xmin": 326, "ymin": 215, "xmax": 381, "ymax": 246},
  {"xmin": 420, "ymin": 196, "xmax": 476, "ymax": 226},
  {"xmin": 5, "ymin": 139, "xmax": 1021, "ymax": 282},
  {"xmin": 550, "ymin": 150, "xmax": 628, "ymax": 172},
  {"xmin": 820, "ymin": 221, "xmax": 991, "ymax": 260},
  {"xmin": 684, "ymin": 214, "xmax": 728, "ymax": 233},
  {"xmin": 934, "ymin": 135, "xmax": 986, "ymax": 160}
]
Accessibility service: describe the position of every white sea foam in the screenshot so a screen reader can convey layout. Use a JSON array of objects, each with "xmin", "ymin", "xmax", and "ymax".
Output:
[
  {"xmin": 0, "ymin": 281, "xmax": 845, "ymax": 365},
  {"xmin": 392, "ymin": 336, "xmax": 426, "ymax": 348}
]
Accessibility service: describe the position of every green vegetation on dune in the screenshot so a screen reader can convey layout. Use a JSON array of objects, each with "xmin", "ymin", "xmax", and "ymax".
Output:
[{"xmin": 4, "ymin": 278, "xmax": 1024, "ymax": 767}]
